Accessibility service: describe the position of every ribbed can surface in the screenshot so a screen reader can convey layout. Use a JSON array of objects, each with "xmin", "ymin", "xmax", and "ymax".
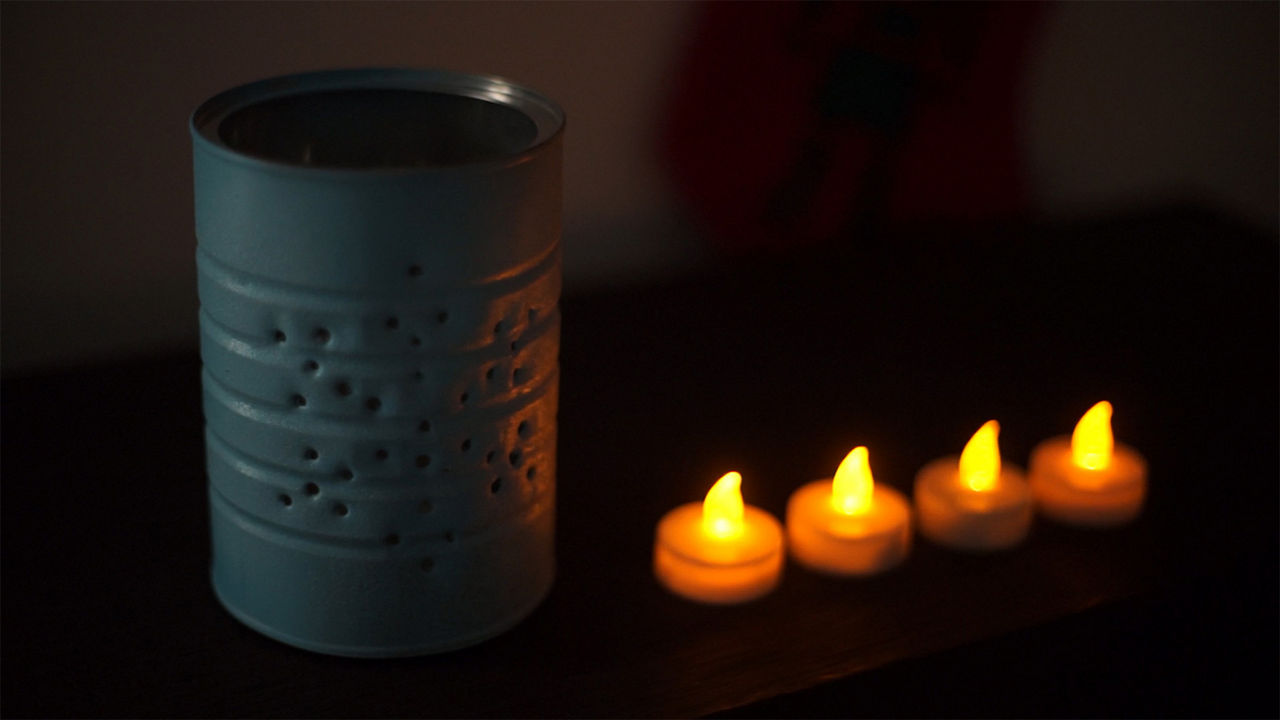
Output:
[{"xmin": 191, "ymin": 69, "xmax": 563, "ymax": 657}]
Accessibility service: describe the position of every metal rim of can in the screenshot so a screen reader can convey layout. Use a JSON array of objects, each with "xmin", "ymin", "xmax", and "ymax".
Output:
[{"xmin": 190, "ymin": 67, "xmax": 565, "ymax": 175}]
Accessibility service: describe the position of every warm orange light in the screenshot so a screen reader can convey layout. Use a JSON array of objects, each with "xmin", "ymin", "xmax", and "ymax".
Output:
[
  {"xmin": 702, "ymin": 472, "xmax": 745, "ymax": 539},
  {"xmin": 959, "ymin": 420, "xmax": 1002, "ymax": 492},
  {"xmin": 831, "ymin": 446, "xmax": 875, "ymax": 515},
  {"xmin": 1071, "ymin": 401, "xmax": 1114, "ymax": 470}
]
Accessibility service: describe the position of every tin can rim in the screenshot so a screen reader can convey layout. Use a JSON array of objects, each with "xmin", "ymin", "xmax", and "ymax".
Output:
[{"xmin": 190, "ymin": 67, "xmax": 565, "ymax": 175}]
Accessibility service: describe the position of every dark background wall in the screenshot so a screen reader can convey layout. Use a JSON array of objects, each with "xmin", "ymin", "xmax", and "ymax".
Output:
[{"xmin": 2, "ymin": 1, "xmax": 1276, "ymax": 373}]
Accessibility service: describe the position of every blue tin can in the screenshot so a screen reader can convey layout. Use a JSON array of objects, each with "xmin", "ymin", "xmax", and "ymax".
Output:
[{"xmin": 191, "ymin": 69, "xmax": 563, "ymax": 657}]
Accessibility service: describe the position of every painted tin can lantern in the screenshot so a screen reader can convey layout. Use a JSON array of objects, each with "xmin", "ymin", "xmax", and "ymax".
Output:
[{"xmin": 191, "ymin": 69, "xmax": 563, "ymax": 657}]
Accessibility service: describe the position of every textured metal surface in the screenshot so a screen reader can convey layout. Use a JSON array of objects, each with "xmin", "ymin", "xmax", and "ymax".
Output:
[{"xmin": 191, "ymin": 68, "xmax": 563, "ymax": 656}]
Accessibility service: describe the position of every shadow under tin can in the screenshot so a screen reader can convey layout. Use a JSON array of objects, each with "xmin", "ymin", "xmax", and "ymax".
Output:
[{"xmin": 191, "ymin": 68, "xmax": 563, "ymax": 657}]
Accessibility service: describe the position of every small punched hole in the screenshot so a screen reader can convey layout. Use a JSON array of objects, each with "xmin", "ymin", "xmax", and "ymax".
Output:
[
  {"xmin": 485, "ymin": 366, "xmax": 496, "ymax": 381},
  {"xmin": 508, "ymin": 449, "xmax": 523, "ymax": 468},
  {"xmin": 436, "ymin": 311, "xmax": 448, "ymax": 324},
  {"xmin": 303, "ymin": 447, "xmax": 319, "ymax": 461},
  {"xmin": 274, "ymin": 330, "xmax": 287, "ymax": 343},
  {"xmin": 335, "ymin": 381, "xmax": 353, "ymax": 397},
  {"xmin": 408, "ymin": 265, "xmax": 423, "ymax": 277},
  {"xmin": 513, "ymin": 368, "xmax": 527, "ymax": 384},
  {"xmin": 420, "ymin": 557, "xmax": 435, "ymax": 572},
  {"xmin": 528, "ymin": 308, "xmax": 538, "ymax": 323},
  {"xmin": 444, "ymin": 531, "xmax": 456, "ymax": 543},
  {"xmin": 413, "ymin": 370, "xmax": 425, "ymax": 382},
  {"xmin": 459, "ymin": 391, "xmax": 469, "ymax": 405},
  {"xmin": 303, "ymin": 482, "xmax": 320, "ymax": 496},
  {"xmin": 418, "ymin": 500, "xmax": 433, "ymax": 514},
  {"xmin": 415, "ymin": 454, "xmax": 431, "ymax": 469},
  {"xmin": 490, "ymin": 477, "xmax": 502, "ymax": 494},
  {"xmin": 410, "ymin": 336, "xmax": 422, "ymax": 347},
  {"xmin": 517, "ymin": 421, "xmax": 530, "ymax": 438},
  {"xmin": 312, "ymin": 327, "xmax": 331, "ymax": 344},
  {"xmin": 383, "ymin": 533, "xmax": 400, "ymax": 546},
  {"xmin": 375, "ymin": 448, "xmax": 389, "ymax": 461},
  {"xmin": 526, "ymin": 466, "xmax": 538, "ymax": 481},
  {"xmin": 366, "ymin": 397, "xmax": 382, "ymax": 412},
  {"xmin": 460, "ymin": 439, "xmax": 472, "ymax": 453},
  {"xmin": 333, "ymin": 503, "xmax": 349, "ymax": 516},
  {"xmin": 302, "ymin": 359, "xmax": 320, "ymax": 373},
  {"xmin": 279, "ymin": 494, "xmax": 293, "ymax": 507},
  {"xmin": 510, "ymin": 340, "xmax": 520, "ymax": 352},
  {"xmin": 418, "ymin": 420, "xmax": 432, "ymax": 433},
  {"xmin": 337, "ymin": 467, "xmax": 354, "ymax": 481},
  {"xmin": 485, "ymin": 450, "xmax": 496, "ymax": 465},
  {"xmin": 493, "ymin": 320, "xmax": 504, "ymax": 335},
  {"xmin": 386, "ymin": 316, "xmax": 399, "ymax": 329},
  {"xmin": 291, "ymin": 394, "xmax": 308, "ymax": 408}
]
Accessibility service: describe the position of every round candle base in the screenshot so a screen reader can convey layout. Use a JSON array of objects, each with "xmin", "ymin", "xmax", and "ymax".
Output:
[
  {"xmin": 786, "ymin": 481, "xmax": 911, "ymax": 576},
  {"xmin": 914, "ymin": 457, "xmax": 1032, "ymax": 552},
  {"xmin": 653, "ymin": 503, "xmax": 784, "ymax": 604},
  {"xmin": 1028, "ymin": 437, "xmax": 1147, "ymax": 527}
]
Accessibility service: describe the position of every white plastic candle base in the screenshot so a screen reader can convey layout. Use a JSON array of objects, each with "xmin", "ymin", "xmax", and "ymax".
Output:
[
  {"xmin": 914, "ymin": 457, "xmax": 1032, "ymax": 552},
  {"xmin": 786, "ymin": 482, "xmax": 911, "ymax": 576},
  {"xmin": 653, "ymin": 504, "xmax": 784, "ymax": 604},
  {"xmin": 1028, "ymin": 437, "xmax": 1148, "ymax": 527}
]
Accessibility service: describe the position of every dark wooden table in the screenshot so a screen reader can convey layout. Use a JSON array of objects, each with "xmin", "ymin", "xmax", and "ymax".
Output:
[{"xmin": 4, "ymin": 206, "xmax": 1276, "ymax": 717}]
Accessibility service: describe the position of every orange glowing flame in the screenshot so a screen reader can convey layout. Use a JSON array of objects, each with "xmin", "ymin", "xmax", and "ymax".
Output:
[
  {"xmin": 831, "ymin": 446, "xmax": 875, "ymax": 516},
  {"xmin": 702, "ymin": 471, "xmax": 745, "ymax": 539},
  {"xmin": 959, "ymin": 420, "xmax": 1002, "ymax": 492},
  {"xmin": 1072, "ymin": 401, "xmax": 1114, "ymax": 470}
]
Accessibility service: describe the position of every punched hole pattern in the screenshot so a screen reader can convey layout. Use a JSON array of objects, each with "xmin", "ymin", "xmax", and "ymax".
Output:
[{"xmin": 267, "ymin": 300, "xmax": 552, "ymax": 534}]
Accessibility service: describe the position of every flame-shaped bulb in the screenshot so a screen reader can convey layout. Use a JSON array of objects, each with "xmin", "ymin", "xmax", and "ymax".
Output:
[
  {"xmin": 959, "ymin": 420, "xmax": 1002, "ymax": 492},
  {"xmin": 1072, "ymin": 401, "xmax": 1114, "ymax": 470},
  {"xmin": 702, "ymin": 471, "xmax": 745, "ymax": 539},
  {"xmin": 831, "ymin": 446, "xmax": 875, "ymax": 515}
]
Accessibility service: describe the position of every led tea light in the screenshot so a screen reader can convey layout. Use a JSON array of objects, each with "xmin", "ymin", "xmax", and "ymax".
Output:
[
  {"xmin": 1029, "ymin": 401, "xmax": 1148, "ymax": 527},
  {"xmin": 653, "ymin": 472, "xmax": 784, "ymax": 604},
  {"xmin": 914, "ymin": 420, "xmax": 1032, "ymax": 551},
  {"xmin": 786, "ymin": 447, "xmax": 911, "ymax": 576}
]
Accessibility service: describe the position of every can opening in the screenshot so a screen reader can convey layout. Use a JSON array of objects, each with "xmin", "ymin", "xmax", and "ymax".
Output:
[{"xmin": 217, "ymin": 89, "xmax": 540, "ymax": 168}]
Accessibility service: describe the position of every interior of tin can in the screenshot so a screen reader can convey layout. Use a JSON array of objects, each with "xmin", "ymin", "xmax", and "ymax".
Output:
[{"xmin": 218, "ymin": 88, "xmax": 541, "ymax": 168}]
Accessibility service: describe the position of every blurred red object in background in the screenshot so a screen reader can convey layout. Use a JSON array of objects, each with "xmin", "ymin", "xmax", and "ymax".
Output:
[{"xmin": 661, "ymin": 2, "xmax": 1047, "ymax": 251}]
